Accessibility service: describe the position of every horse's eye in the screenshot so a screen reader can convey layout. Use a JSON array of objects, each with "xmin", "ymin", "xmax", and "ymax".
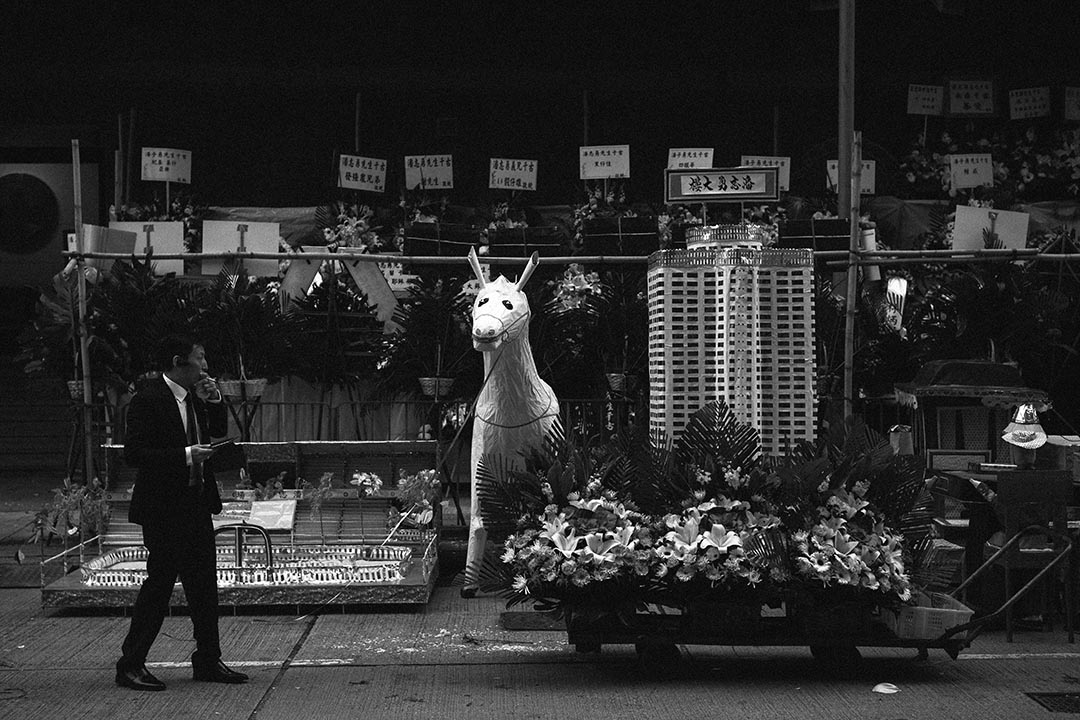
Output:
[
  {"xmin": 502, "ymin": 300, "xmax": 513, "ymax": 310},
  {"xmin": 478, "ymin": 297, "xmax": 488, "ymax": 306}
]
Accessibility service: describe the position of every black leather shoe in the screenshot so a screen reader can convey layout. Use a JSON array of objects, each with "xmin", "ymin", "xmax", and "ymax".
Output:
[
  {"xmin": 193, "ymin": 659, "xmax": 249, "ymax": 684},
  {"xmin": 115, "ymin": 665, "xmax": 166, "ymax": 691}
]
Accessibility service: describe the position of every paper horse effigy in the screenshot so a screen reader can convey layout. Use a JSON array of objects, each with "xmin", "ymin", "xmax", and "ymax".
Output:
[{"xmin": 463, "ymin": 248, "xmax": 559, "ymax": 595}]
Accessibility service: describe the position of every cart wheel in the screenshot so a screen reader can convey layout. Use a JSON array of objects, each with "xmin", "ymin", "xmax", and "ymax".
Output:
[
  {"xmin": 809, "ymin": 645, "xmax": 861, "ymax": 675},
  {"xmin": 635, "ymin": 641, "xmax": 681, "ymax": 672}
]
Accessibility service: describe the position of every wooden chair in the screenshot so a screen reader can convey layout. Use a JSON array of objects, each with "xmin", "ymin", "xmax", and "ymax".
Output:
[{"xmin": 982, "ymin": 470, "xmax": 1075, "ymax": 642}]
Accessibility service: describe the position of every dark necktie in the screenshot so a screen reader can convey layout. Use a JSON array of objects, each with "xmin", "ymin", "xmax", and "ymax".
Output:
[{"xmin": 185, "ymin": 395, "xmax": 203, "ymax": 487}]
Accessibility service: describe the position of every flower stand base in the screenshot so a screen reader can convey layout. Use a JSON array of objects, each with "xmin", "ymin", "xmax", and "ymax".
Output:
[{"xmin": 564, "ymin": 595, "xmax": 975, "ymax": 674}]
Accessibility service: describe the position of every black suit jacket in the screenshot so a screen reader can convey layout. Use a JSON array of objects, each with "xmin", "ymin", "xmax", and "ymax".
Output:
[{"xmin": 124, "ymin": 376, "xmax": 229, "ymax": 525}]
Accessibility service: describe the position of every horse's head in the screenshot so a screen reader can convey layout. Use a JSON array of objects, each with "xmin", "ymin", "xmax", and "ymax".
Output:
[{"xmin": 467, "ymin": 248, "xmax": 538, "ymax": 352}]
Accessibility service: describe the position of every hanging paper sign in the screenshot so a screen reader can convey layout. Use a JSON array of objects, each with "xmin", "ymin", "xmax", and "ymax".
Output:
[
  {"xmin": 948, "ymin": 153, "xmax": 993, "ymax": 189},
  {"xmin": 140, "ymin": 147, "xmax": 191, "ymax": 184},
  {"xmin": 826, "ymin": 159, "xmax": 876, "ymax": 194},
  {"xmin": 489, "ymin": 158, "xmax": 538, "ymax": 191},
  {"xmin": 667, "ymin": 148, "xmax": 714, "ymax": 170},
  {"xmin": 579, "ymin": 145, "xmax": 630, "ymax": 180},
  {"xmin": 740, "ymin": 155, "xmax": 791, "ymax": 191},
  {"xmin": 279, "ymin": 246, "xmax": 326, "ymax": 308},
  {"xmin": 952, "ymin": 206, "xmax": 1030, "ymax": 251},
  {"xmin": 907, "ymin": 84, "xmax": 944, "ymax": 115},
  {"xmin": 664, "ymin": 166, "xmax": 779, "ymax": 203},
  {"xmin": 201, "ymin": 220, "xmax": 280, "ymax": 277},
  {"xmin": 947, "ymin": 79, "xmax": 995, "ymax": 116},
  {"xmin": 404, "ymin": 155, "xmax": 453, "ymax": 190},
  {"xmin": 1008, "ymin": 86, "xmax": 1051, "ymax": 120},
  {"xmin": 108, "ymin": 221, "xmax": 185, "ymax": 276},
  {"xmin": 338, "ymin": 154, "xmax": 386, "ymax": 193},
  {"xmin": 377, "ymin": 258, "xmax": 418, "ymax": 297},
  {"xmin": 1066, "ymin": 87, "xmax": 1080, "ymax": 122},
  {"xmin": 336, "ymin": 247, "xmax": 398, "ymax": 328}
]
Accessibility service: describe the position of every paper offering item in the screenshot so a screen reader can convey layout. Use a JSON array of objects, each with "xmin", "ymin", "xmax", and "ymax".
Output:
[
  {"xmin": 952, "ymin": 206, "xmax": 1030, "ymax": 251},
  {"xmin": 247, "ymin": 500, "xmax": 297, "ymax": 530},
  {"xmin": 201, "ymin": 220, "xmax": 281, "ymax": 277},
  {"xmin": 108, "ymin": 221, "xmax": 185, "ymax": 276}
]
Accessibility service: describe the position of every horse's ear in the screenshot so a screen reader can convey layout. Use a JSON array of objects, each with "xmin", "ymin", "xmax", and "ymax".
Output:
[
  {"xmin": 467, "ymin": 247, "xmax": 486, "ymax": 287},
  {"xmin": 515, "ymin": 252, "xmax": 540, "ymax": 291}
]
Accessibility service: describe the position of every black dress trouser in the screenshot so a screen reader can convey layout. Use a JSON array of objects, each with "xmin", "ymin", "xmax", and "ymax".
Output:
[{"xmin": 119, "ymin": 493, "xmax": 221, "ymax": 670}]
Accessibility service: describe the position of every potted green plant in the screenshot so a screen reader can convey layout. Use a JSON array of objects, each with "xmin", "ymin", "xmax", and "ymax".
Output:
[
  {"xmin": 377, "ymin": 273, "xmax": 480, "ymax": 400},
  {"xmin": 539, "ymin": 263, "xmax": 648, "ymax": 397},
  {"xmin": 300, "ymin": 471, "xmax": 335, "ymax": 544},
  {"xmin": 288, "ymin": 269, "xmax": 385, "ymax": 438},
  {"xmin": 195, "ymin": 262, "xmax": 300, "ymax": 397},
  {"xmin": 15, "ymin": 476, "xmax": 111, "ymax": 566}
]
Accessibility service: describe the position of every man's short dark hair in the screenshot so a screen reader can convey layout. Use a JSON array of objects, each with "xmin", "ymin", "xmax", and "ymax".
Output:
[{"xmin": 156, "ymin": 333, "xmax": 201, "ymax": 370}]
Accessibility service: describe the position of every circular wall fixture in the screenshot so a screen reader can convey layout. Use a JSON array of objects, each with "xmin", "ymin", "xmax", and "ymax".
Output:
[{"xmin": 0, "ymin": 172, "xmax": 61, "ymax": 255}]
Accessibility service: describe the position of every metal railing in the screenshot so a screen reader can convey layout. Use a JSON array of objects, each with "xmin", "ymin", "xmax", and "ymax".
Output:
[{"xmin": 230, "ymin": 396, "xmax": 644, "ymax": 444}]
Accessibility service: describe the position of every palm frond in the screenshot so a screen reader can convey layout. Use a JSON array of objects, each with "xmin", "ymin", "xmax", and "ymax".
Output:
[
  {"xmin": 476, "ymin": 550, "xmax": 522, "ymax": 602},
  {"xmin": 676, "ymin": 401, "xmax": 761, "ymax": 472},
  {"xmin": 864, "ymin": 455, "xmax": 930, "ymax": 527},
  {"xmin": 743, "ymin": 527, "xmax": 792, "ymax": 582},
  {"xmin": 476, "ymin": 453, "xmax": 542, "ymax": 538}
]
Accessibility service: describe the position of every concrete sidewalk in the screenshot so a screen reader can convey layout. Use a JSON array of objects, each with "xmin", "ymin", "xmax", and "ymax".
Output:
[{"xmin": 1, "ymin": 577, "xmax": 1079, "ymax": 720}]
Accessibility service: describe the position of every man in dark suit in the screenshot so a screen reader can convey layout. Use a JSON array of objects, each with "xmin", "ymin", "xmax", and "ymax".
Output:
[{"xmin": 115, "ymin": 334, "xmax": 248, "ymax": 691}]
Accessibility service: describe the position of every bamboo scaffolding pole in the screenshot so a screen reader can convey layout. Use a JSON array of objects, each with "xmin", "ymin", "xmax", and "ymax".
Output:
[
  {"xmin": 60, "ymin": 251, "xmax": 655, "ymax": 265},
  {"xmin": 62, "ymin": 249, "xmax": 1080, "ymax": 268},
  {"xmin": 842, "ymin": 132, "xmax": 862, "ymax": 423},
  {"xmin": 72, "ymin": 140, "xmax": 95, "ymax": 484}
]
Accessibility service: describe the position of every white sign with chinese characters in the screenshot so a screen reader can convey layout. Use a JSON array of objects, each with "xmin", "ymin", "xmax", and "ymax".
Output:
[
  {"xmin": 108, "ymin": 221, "xmax": 185, "ymax": 276},
  {"xmin": 1067, "ymin": 87, "xmax": 1080, "ymax": 122},
  {"xmin": 826, "ymin": 159, "xmax": 876, "ymax": 195},
  {"xmin": 338, "ymin": 154, "xmax": 386, "ymax": 193},
  {"xmin": 377, "ymin": 257, "xmax": 490, "ymax": 298},
  {"xmin": 907, "ymin": 84, "xmax": 944, "ymax": 115},
  {"xmin": 741, "ymin": 155, "xmax": 791, "ymax": 191},
  {"xmin": 952, "ymin": 205, "xmax": 1030, "ymax": 251},
  {"xmin": 948, "ymin": 153, "xmax": 993, "ymax": 189},
  {"xmin": 201, "ymin": 220, "xmax": 281, "ymax": 277},
  {"xmin": 489, "ymin": 158, "xmax": 538, "ymax": 191},
  {"xmin": 1008, "ymin": 86, "xmax": 1051, "ymax": 120},
  {"xmin": 948, "ymin": 80, "xmax": 994, "ymax": 116},
  {"xmin": 664, "ymin": 167, "xmax": 779, "ymax": 202},
  {"xmin": 667, "ymin": 148, "xmax": 714, "ymax": 169},
  {"xmin": 579, "ymin": 145, "xmax": 630, "ymax": 180},
  {"xmin": 140, "ymin": 147, "xmax": 191, "ymax": 184},
  {"xmin": 404, "ymin": 155, "xmax": 454, "ymax": 190}
]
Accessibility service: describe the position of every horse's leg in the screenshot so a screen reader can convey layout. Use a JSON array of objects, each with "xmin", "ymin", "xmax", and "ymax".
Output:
[{"xmin": 462, "ymin": 430, "xmax": 486, "ymax": 597}]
